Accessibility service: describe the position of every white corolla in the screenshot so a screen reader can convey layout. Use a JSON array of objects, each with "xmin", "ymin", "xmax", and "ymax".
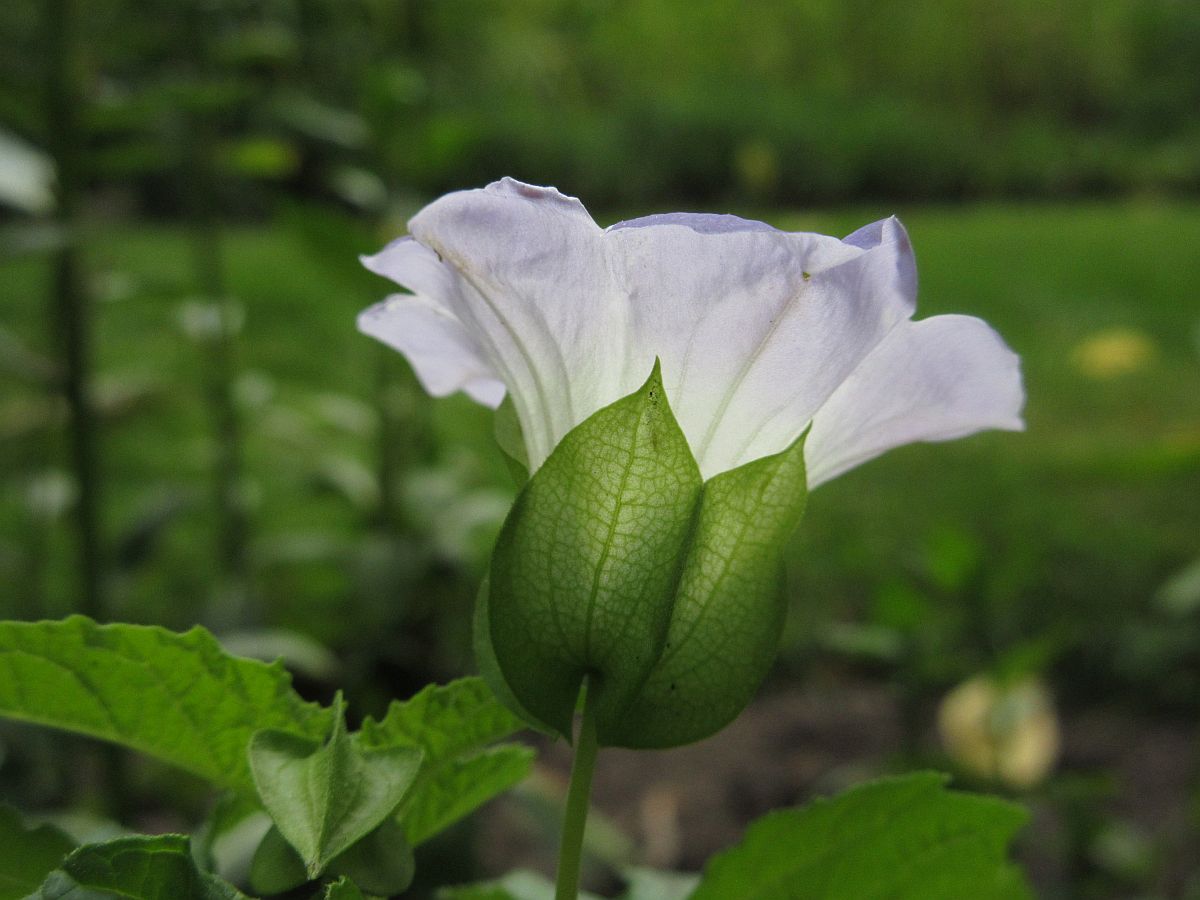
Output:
[{"xmin": 359, "ymin": 178, "xmax": 1023, "ymax": 484}]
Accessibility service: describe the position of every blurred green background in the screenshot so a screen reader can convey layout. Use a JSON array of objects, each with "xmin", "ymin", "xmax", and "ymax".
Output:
[{"xmin": 2, "ymin": 1, "xmax": 1199, "ymax": 898}]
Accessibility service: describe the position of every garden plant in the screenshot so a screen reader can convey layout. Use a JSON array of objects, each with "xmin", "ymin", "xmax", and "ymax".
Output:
[{"xmin": 0, "ymin": 180, "xmax": 1035, "ymax": 899}]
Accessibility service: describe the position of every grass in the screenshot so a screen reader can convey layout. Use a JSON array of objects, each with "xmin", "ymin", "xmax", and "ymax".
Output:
[
  {"xmin": 2, "ymin": 199, "xmax": 1199, "ymax": 703},
  {"xmin": 777, "ymin": 201, "xmax": 1200, "ymax": 698}
]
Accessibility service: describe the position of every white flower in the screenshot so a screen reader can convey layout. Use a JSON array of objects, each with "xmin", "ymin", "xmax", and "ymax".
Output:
[{"xmin": 359, "ymin": 178, "xmax": 1023, "ymax": 485}]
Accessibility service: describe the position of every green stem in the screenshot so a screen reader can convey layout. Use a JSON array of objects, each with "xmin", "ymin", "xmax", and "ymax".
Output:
[
  {"xmin": 372, "ymin": 346, "xmax": 401, "ymax": 532},
  {"xmin": 556, "ymin": 682, "xmax": 599, "ymax": 900},
  {"xmin": 184, "ymin": 2, "xmax": 249, "ymax": 619},
  {"xmin": 45, "ymin": 0, "xmax": 105, "ymax": 622}
]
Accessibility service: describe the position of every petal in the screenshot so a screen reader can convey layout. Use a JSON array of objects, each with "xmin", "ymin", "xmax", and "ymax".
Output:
[
  {"xmin": 804, "ymin": 314, "xmax": 1025, "ymax": 488},
  {"xmin": 605, "ymin": 215, "xmax": 918, "ymax": 478},
  {"xmin": 362, "ymin": 235, "xmax": 465, "ymax": 308},
  {"xmin": 357, "ymin": 294, "xmax": 505, "ymax": 407},
  {"xmin": 406, "ymin": 178, "xmax": 622, "ymax": 468},
  {"xmin": 359, "ymin": 237, "xmax": 505, "ymax": 406}
]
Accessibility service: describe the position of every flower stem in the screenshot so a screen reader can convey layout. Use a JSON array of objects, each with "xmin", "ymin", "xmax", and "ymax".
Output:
[{"xmin": 555, "ymin": 682, "xmax": 599, "ymax": 900}]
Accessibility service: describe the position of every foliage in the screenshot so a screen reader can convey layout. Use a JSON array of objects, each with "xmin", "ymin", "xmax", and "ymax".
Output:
[
  {"xmin": 5, "ymin": 0, "xmax": 1200, "ymax": 210},
  {"xmin": 0, "ymin": 805, "xmax": 75, "ymax": 900},
  {"xmin": 0, "ymin": 616, "xmax": 331, "ymax": 794},
  {"xmin": 1, "ymin": 1, "xmax": 1198, "ymax": 891},
  {"xmin": 443, "ymin": 773, "xmax": 1029, "ymax": 900},
  {"xmin": 31, "ymin": 835, "xmax": 247, "ymax": 900},
  {"xmin": 691, "ymin": 772, "xmax": 1030, "ymax": 900},
  {"xmin": 0, "ymin": 619, "xmax": 532, "ymax": 897},
  {"xmin": 323, "ymin": 877, "xmax": 367, "ymax": 900},
  {"xmin": 358, "ymin": 678, "xmax": 535, "ymax": 845},
  {"xmin": 248, "ymin": 695, "xmax": 421, "ymax": 879}
]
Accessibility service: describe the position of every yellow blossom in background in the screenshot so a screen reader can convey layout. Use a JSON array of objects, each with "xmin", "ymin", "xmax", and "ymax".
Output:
[
  {"xmin": 938, "ymin": 676, "xmax": 1060, "ymax": 790},
  {"xmin": 1071, "ymin": 327, "xmax": 1156, "ymax": 380}
]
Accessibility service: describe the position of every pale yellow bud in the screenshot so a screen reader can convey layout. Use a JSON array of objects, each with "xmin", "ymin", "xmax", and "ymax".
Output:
[{"xmin": 937, "ymin": 676, "xmax": 1060, "ymax": 789}]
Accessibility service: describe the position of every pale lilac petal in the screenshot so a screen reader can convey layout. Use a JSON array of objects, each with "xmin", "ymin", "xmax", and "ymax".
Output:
[
  {"xmin": 357, "ymin": 295, "xmax": 504, "ymax": 407},
  {"xmin": 404, "ymin": 178, "xmax": 623, "ymax": 468},
  {"xmin": 605, "ymin": 215, "xmax": 918, "ymax": 478},
  {"xmin": 805, "ymin": 314, "xmax": 1025, "ymax": 488},
  {"xmin": 362, "ymin": 236, "xmax": 461, "ymax": 309},
  {"xmin": 360, "ymin": 181, "xmax": 1022, "ymax": 486}
]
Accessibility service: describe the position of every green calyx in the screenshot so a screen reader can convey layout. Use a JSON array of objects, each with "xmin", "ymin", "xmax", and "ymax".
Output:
[{"xmin": 480, "ymin": 362, "xmax": 809, "ymax": 749}]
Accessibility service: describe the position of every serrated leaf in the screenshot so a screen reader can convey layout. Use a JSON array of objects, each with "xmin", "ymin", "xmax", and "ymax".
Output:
[
  {"xmin": 357, "ymin": 678, "xmax": 533, "ymax": 845},
  {"xmin": 0, "ymin": 805, "xmax": 75, "ymax": 900},
  {"xmin": 691, "ymin": 772, "xmax": 1032, "ymax": 900},
  {"xmin": 323, "ymin": 877, "xmax": 367, "ymax": 900},
  {"xmin": 32, "ymin": 835, "xmax": 248, "ymax": 900},
  {"xmin": 400, "ymin": 744, "xmax": 534, "ymax": 846},
  {"xmin": 249, "ymin": 697, "xmax": 422, "ymax": 878},
  {"xmin": 438, "ymin": 870, "xmax": 603, "ymax": 900},
  {"xmin": 487, "ymin": 362, "xmax": 703, "ymax": 739},
  {"xmin": 605, "ymin": 432, "xmax": 808, "ymax": 748},
  {"xmin": 0, "ymin": 617, "xmax": 331, "ymax": 795},
  {"xmin": 359, "ymin": 678, "xmax": 524, "ymax": 762}
]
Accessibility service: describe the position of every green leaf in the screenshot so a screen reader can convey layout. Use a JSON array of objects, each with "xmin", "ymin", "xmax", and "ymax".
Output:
[
  {"xmin": 487, "ymin": 362, "xmax": 703, "ymax": 739},
  {"xmin": 216, "ymin": 137, "xmax": 300, "ymax": 181},
  {"xmin": 248, "ymin": 826, "xmax": 308, "ymax": 895},
  {"xmin": 400, "ymin": 744, "xmax": 534, "ymax": 847},
  {"xmin": 251, "ymin": 819, "xmax": 415, "ymax": 897},
  {"xmin": 691, "ymin": 772, "xmax": 1032, "ymax": 900},
  {"xmin": 438, "ymin": 870, "xmax": 603, "ymax": 900},
  {"xmin": 604, "ymin": 431, "xmax": 808, "ymax": 748},
  {"xmin": 621, "ymin": 867, "xmax": 700, "ymax": 900},
  {"xmin": 437, "ymin": 884, "xmax": 516, "ymax": 900},
  {"xmin": 0, "ymin": 617, "xmax": 331, "ymax": 794},
  {"xmin": 494, "ymin": 395, "xmax": 529, "ymax": 487},
  {"xmin": 324, "ymin": 817, "xmax": 414, "ymax": 897},
  {"xmin": 324, "ymin": 876, "xmax": 367, "ymax": 900},
  {"xmin": 248, "ymin": 695, "xmax": 422, "ymax": 879},
  {"xmin": 358, "ymin": 677, "xmax": 533, "ymax": 845},
  {"xmin": 190, "ymin": 792, "xmax": 260, "ymax": 875},
  {"xmin": 32, "ymin": 835, "xmax": 248, "ymax": 900},
  {"xmin": 0, "ymin": 805, "xmax": 75, "ymax": 900}
]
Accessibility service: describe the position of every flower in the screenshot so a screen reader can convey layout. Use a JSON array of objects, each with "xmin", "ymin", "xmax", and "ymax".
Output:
[{"xmin": 359, "ymin": 178, "xmax": 1023, "ymax": 483}]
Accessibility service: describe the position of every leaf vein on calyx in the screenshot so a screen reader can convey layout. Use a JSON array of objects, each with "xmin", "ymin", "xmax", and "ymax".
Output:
[
  {"xmin": 580, "ymin": 393, "xmax": 648, "ymax": 664},
  {"xmin": 651, "ymin": 454, "xmax": 785, "ymax": 673}
]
